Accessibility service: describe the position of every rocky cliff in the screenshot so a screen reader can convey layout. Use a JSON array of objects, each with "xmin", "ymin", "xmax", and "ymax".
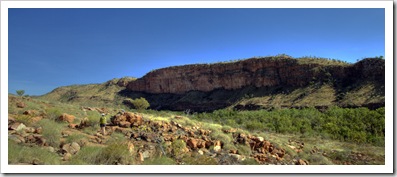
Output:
[
  {"xmin": 126, "ymin": 56, "xmax": 383, "ymax": 94},
  {"xmin": 122, "ymin": 56, "xmax": 384, "ymax": 112}
]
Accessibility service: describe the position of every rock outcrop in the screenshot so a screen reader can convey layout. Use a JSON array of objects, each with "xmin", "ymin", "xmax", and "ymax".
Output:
[
  {"xmin": 126, "ymin": 57, "xmax": 383, "ymax": 94},
  {"xmin": 123, "ymin": 57, "xmax": 384, "ymax": 112}
]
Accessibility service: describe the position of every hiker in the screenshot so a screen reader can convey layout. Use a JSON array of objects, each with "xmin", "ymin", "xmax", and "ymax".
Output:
[{"xmin": 99, "ymin": 113, "xmax": 107, "ymax": 135}]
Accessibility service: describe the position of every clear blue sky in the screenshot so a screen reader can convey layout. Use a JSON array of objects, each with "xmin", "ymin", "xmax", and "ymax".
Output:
[{"xmin": 8, "ymin": 8, "xmax": 385, "ymax": 96}]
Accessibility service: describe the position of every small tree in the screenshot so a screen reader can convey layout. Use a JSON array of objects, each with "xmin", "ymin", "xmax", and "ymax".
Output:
[
  {"xmin": 124, "ymin": 97, "xmax": 150, "ymax": 110},
  {"xmin": 16, "ymin": 90, "xmax": 25, "ymax": 97}
]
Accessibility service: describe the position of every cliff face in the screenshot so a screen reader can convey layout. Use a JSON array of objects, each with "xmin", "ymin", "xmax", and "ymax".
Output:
[{"xmin": 127, "ymin": 57, "xmax": 349, "ymax": 94}]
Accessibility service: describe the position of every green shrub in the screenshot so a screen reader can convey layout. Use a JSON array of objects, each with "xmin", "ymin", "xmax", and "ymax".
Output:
[
  {"xmin": 65, "ymin": 133, "xmax": 86, "ymax": 144},
  {"xmin": 171, "ymin": 140, "xmax": 186, "ymax": 159},
  {"xmin": 100, "ymin": 141, "xmax": 134, "ymax": 165},
  {"xmin": 68, "ymin": 145, "xmax": 104, "ymax": 165},
  {"xmin": 37, "ymin": 119, "xmax": 63, "ymax": 147},
  {"xmin": 46, "ymin": 108, "xmax": 62, "ymax": 121},
  {"xmin": 124, "ymin": 97, "xmax": 150, "ymax": 110},
  {"xmin": 235, "ymin": 144, "xmax": 252, "ymax": 156}
]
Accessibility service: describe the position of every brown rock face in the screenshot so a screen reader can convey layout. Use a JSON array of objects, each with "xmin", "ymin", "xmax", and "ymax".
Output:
[{"xmin": 126, "ymin": 57, "xmax": 362, "ymax": 94}]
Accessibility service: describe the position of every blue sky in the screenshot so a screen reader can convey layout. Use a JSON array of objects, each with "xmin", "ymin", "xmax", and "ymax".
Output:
[{"xmin": 8, "ymin": 8, "xmax": 385, "ymax": 96}]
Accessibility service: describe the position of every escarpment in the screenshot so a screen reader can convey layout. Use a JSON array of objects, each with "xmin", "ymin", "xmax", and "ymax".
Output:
[{"xmin": 126, "ymin": 57, "xmax": 383, "ymax": 95}]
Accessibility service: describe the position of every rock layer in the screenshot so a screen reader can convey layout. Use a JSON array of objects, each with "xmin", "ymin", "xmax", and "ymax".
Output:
[{"xmin": 126, "ymin": 57, "xmax": 383, "ymax": 95}]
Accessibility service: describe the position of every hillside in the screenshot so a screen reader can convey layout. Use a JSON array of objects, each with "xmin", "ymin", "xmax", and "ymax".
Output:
[
  {"xmin": 8, "ymin": 95, "xmax": 385, "ymax": 165},
  {"xmin": 39, "ymin": 55, "xmax": 384, "ymax": 112}
]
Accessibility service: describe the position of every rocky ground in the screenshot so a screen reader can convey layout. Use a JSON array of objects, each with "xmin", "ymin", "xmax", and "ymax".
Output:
[{"xmin": 8, "ymin": 96, "xmax": 383, "ymax": 165}]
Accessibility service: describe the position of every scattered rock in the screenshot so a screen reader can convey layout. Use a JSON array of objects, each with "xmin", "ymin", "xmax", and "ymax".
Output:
[
  {"xmin": 68, "ymin": 124, "xmax": 79, "ymax": 129},
  {"xmin": 198, "ymin": 149, "xmax": 204, "ymax": 155},
  {"xmin": 35, "ymin": 127, "xmax": 43, "ymax": 134},
  {"xmin": 58, "ymin": 113, "xmax": 75, "ymax": 123},
  {"xmin": 24, "ymin": 127, "xmax": 36, "ymax": 133},
  {"xmin": 63, "ymin": 153, "xmax": 72, "ymax": 161},
  {"xmin": 9, "ymin": 122, "xmax": 26, "ymax": 131},
  {"xmin": 296, "ymin": 159, "xmax": 309, "ymax": 165},
  {"xmin": 119, "ymin": 121, "xmax": 131, "ymax": 128},
  {"xmin": 213, "ymin": 145, "xmax": 221, "ymax": 152},
  {"xmin": 62, "ymin": 142, "xmax": 81, "ymax": 155},
  {"xmin": 23, "ymin": 110, "xmax": 38, "ymax": 116},
  {"xmin": 186, "ymin": 138, "xmax": 198, "ymax": 150},
  {"xmin": 16, "ymin": 102, "xmax": 26, "ymax": 108}
]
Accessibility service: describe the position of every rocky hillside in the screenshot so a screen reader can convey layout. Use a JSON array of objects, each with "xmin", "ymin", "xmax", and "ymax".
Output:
[
  {"xmin": 40, "ymin": 56, "xmax": 385, "ymax": 112},
  {"xmin": 8, "ymin": 95, "xmax": 384, "ymax": 165}
]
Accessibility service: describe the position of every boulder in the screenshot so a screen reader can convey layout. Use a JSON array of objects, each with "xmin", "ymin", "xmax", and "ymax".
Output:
[
  {"xmin": 25, "ymin": 134, "xmax": 46, "ymax": 146},
  {"xmin": 62, "ymin": 142, "xmax": 81, "ymax": 155},
  {"xmin": 16, "ymin": 102, "xmax": 26, "ymax": 108},
  {"xmin": 58, "ymin": 113, "xmax": 75, "ymax": 123},
  {"xmin": 277, "ymin": 149, "xmax": 286, "ymax": 158},
  {"xmin": 63, "ymin": 153, "xmax": 72, "ymax": 161},
  {"xmin": 119, "ymin": 121, "xmax": 131, "ymax": 128},
  {"xmin": 68, "ymin": 124, "xmax": 79, "ymax": 129},
  {"xmin": 253, "ymin": 136, "xmax": 264, "ymax": 143},
  {"xmin": 24, "ymin": 127, "xmax": 36, "ymax": 133},
  {"xmin": 35, "ymin": 127, "xmax": 43, "ymax": 134},
  {"xmin": 125, "ymin": 112, "xmax": 143, "ymax": 126},
  {"xmin": 186, "ymin": 138, "xmax": 198, "ymax": 150},
  {"xmin": 197, "ymin": 140, "xmax": 206, "ymax": 149},
  {"xmin": 213, "ymin": 145, "xmax": 221, "ymax": 152},
  {"xmin": 9, "ymin": 122, "xmax": 26, "ymax": 131},
  {"xmin": 296, "ymin": 159, "xmax": 308, "ymax": 165}
]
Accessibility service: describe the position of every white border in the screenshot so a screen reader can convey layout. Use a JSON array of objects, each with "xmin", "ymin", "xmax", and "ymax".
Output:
[{"xmin": 1, "ymin": 0, "xmax": 393, "ymax": 174}]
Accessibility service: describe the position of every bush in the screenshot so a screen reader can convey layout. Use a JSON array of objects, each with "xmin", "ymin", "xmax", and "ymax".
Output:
[
  {"xmin": 170, "ymin": 140, "xmax": 186, "ymax": 159},
  {"xmin": 36, "ymin": 119, "xmax": 63, "ymax": 147},
  {"xmin": 46, "ymin": 108, "xmax": 62, "ymax": 121},
  {"xmin": 235, "ymin": 144, "xmax": 252, "ymax": 156},
  {"xmin": 68, "ymin": 145, "xmax": 104, "ymax": 165},
  {"xmin": 99, "ymin": 141, "xmax": 135, "ymax": 165},
  {"xmin": 124, "ymin": 97, "xmax": 150, "ymax": 110}
]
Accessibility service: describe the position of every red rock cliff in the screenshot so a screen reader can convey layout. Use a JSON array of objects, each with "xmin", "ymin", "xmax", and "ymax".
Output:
[{"xmin": 126, "ymin": 57, "xmax": 347, "ymax": 94}]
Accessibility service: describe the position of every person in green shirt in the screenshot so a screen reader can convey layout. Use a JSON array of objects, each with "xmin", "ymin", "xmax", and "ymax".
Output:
[{"xmin": 99, "ymin": 113, "xmax": 107, "ymax": 135}]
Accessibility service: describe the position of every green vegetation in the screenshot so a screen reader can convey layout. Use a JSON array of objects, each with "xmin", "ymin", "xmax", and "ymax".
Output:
[
  {"xmin": 8, "ymin": 140, "xmax": 61, "ymax": 165},
  {"xmin": 124, "ymin": 97, "xmax": 150, "ymax": 110},
  {"xmin": 16, "ymin": 90, "xmax": 25, "ymax": 97},
  {"xmin": 192, "ymin": 106, "xmax": 385, "ymax": 146},
  {"xmin": 36, "ymin": 119, "xmax": 64, "ymax": 147}
]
